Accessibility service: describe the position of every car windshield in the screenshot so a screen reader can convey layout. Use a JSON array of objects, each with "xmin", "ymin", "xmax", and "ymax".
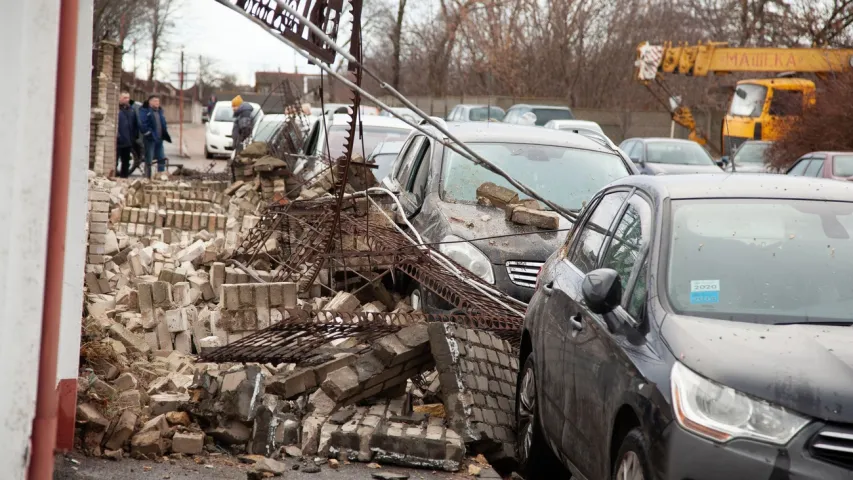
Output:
[
  {"xmin": 732, "ymin": 142, "xmax": 769, "ymax": 164},
  {"xmin": 646, "ymin": 142, "xmax": 715, "ymax": 166},
  {"xmin": 254, "ymin": 120, "xmax": 284, "ymax": 142},
  {"xmin": 667, "ymin": 199, "xmax": 853, "ymax": 324},
  {"xmin": 833, "ymin": 154, "xmax": 853, "ymax": 177},
  {"xmin": 371, "ymin": 153, "xmax": 399, "ymax": 180},
  {"xmin": 729, "ymin": 84, "xmax": 767, "ymax": 117},
  {"xmin": 531, "ymin": 108, "xmax": 573, "ymax": 125},
  {"xmin": 324, "ymin": 126, "xmax": 410, "ymax": 159},
  {"xmin": 214, "ymin": 108, "xmax": 234, "ymax": 122},
  {"xmin": 441, "ymin": 143, "xmax": 630, "ymax": 211},
  {"xmin": 469, "ymin": 107, "xmax": 505, "ymax": 122}
]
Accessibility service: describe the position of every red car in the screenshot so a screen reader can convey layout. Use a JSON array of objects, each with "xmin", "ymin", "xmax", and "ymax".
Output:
[{"xmin": 786, "ymin": 151, "xmax": 853, "ymax": 180}]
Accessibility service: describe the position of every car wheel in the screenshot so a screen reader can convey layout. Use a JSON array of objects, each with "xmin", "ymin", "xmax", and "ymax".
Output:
[
  {"xmin": 516, "ymin": 356, "xmax": 565, "ymax": 478},
  {"xmin": 205, "ymin": 147, "xmax": 213, "ymax": 159},
  {"xmin": 612, "ymin": 428, "xmax": 652, "ymax": 480}
]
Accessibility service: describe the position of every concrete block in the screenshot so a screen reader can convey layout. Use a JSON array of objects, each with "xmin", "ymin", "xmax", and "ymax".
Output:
[
  {"xmin": 510, "ymin": 206, "xmax": 559, "ymax": 230},
  {"xmin": 476, "ymin": 182, "xmax": 518, "ymax": 208},
  {"xmin": 175, "ymin": 331, "xmax": 192, "ymax": 354},
  {"xmin": 108, "ymin": 323, "xmax": 151, "ymax": 354},
  {"xmin": 325, "ymin": 291, "xmax": 360, "ymax": 313},
  {"xmin": 172, "ymin": 431, "xmax": 204, "ymax": 454}
]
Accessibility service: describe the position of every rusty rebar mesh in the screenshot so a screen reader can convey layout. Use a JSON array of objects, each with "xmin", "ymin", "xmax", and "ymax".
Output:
[{"xmin": 201, "ymin": 310, "xmax": 521, "ymax": 364}]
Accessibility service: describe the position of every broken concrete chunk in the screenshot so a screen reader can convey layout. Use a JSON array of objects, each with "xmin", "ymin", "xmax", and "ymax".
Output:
[
  {"xmin": 324, "ymin": 291, "xmax": 360, "ymax": 313},
  {"xmin": 510, "ymin": 206, "xmax": 560, "ymax": 230},
  {"xmin": 476, "ymin": 182, "xmax": 519, "ymax": 208},
  {"xmin": 108, "ymin": 323, "xmax": 151, "ymax": 354},
  {"xmin": 112, "ymin": 372, "xmax": 138, "ymax": 392},
  {"xmin": 130, "ymin": 430, "xmax": 164, "ymax": 458},
  {"xmin": 208, "ymin": 420, "xmax": 252, "ymax": 445},
  {"xmin": 171, "ymin": 431, "xmax": 204, "ymax": 454}
]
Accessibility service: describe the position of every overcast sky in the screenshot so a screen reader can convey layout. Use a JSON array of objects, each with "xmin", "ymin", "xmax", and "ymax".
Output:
[{"xmin": 123, "ymin": 0, "xmax": 322, "ymax": 87}]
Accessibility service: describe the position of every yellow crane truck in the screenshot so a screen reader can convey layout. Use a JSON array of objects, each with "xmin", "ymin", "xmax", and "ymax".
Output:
[{"xmin": 635, "ymin": 41, "xmax": 853, "ymax": 154}]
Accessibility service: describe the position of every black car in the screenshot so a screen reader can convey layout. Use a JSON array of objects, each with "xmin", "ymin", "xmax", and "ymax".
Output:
[
  {"xmin": 382, "ymin": 122, "xmax": 636, "ymax": 305},
  {"xmin": 517, "ymin": 174, "xmax": 853, "ymax": 480},
  {"xmin": 619, "ymin": 138, "xmax": 722, "ymax": 175}
]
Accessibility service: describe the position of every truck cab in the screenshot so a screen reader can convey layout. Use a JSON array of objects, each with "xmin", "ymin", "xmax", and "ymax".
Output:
[{"xmin": 722, "ymin": 78, "xmax": 815, "ymax": 154}]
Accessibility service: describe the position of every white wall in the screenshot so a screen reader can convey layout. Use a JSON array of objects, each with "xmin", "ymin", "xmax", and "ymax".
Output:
[
  {"xmin": 0, "ymin": 0, "xmax": 61, "ymax": 478},
  {"xmin": 57, "ymin": 0, "xmax": 94, "ymax": 386}
]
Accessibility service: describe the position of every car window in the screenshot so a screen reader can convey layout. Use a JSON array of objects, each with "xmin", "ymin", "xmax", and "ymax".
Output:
[
  {"xmin": 731, "ymin": 142, "xmax": 769, "ymax": 164},
  {"xmin": 804, "ymin": 158, "xmax": 823, "ymax": 177},
  {"xmin": 531, "ymin": 108, "xmax": 573, "ymax": 125},
  {"xmin": 213, "ymin": 107, "xmax": 234, "ymax": 122},
  {"xmin": 407, "ymin": 140, "xmax": 432, "ymax": 205},
  {"xmin": 624, "ymin": 141, "xmax": 639, "ymax": 158},
  {"xmin": 447, "ymin": 107, "xmax": 458, "ymax": 121},
  {"xmin": 769, "ymin": 89, "xmax": 803, "ymax": 117},
  {"xmin": 600, "ymin": 196, "xmax": 652, "ymax": 306},
  {"xmin": 729, "ymin": 84, "xmax": 767, "ymax": 117},
  {"xmin": 787, "ymin": 158, "xmax": 810, "ymax": 176},
  {"xmin": 569, "ymin": 191, "xmax": 629, "ymax": 273},
  {"xmin": 324, "ymin": 126, "xmax": 410, "ymax": 160},
  {"xmin": 395, "ymin": 136, "xmax": 425, "ymax": 186},
  {"xmin": 646, "ymin": 141, "xmax": 715, "ymax": 166},
  {"xmin": 833, "ymin": 154, "xmax": 853, "ymax": 177},
  {"xmin": 503, "ymin": 109, "xmax": 519, "ymax": 124}
]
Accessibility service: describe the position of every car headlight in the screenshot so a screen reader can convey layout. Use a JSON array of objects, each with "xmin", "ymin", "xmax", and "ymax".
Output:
[
  {"xmin": 438, "ymin": 235, "xmax": 495, "ymax": 284},
  {"xmin": 209, "ymin": 124, "xmax": 220, "ymax": 135},
  {"xmin": 671, "ymin": 362, "xmax": 809, "ymax": 445}
]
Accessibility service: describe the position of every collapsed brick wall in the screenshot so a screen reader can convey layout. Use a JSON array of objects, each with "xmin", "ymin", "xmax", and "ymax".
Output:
[{"xmin": 428, "ymin": 323, "xmax": 519, "ymax": 464}]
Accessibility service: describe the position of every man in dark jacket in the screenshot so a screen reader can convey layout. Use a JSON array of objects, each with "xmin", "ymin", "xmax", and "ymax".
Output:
[
  {"xmin": 116, "ymin": 92, "xmax": 139, "ymax": 177},
  {"xmin": 139, "ymin": 95, "xmax": 172, "ymax": 178}
]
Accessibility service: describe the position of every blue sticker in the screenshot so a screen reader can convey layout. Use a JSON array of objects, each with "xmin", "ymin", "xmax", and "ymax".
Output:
[{"xmin": 690, "ymin": 280, "xmax": 720, "ymax": 304}]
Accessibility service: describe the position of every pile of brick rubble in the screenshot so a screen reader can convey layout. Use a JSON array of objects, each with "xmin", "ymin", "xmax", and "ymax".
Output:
[{"xmin": 76, "ymin": 161, "xmax": 520, "ymax": 478}]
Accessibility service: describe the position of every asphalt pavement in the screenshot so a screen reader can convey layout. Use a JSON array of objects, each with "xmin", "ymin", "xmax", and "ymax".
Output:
[{"xmin": 53, "ymin": 452, "xmax": 465, "ymax": 480}]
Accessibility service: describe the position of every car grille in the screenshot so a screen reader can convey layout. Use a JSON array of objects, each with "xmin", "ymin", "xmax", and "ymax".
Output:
[
  {"xmin": 811, "ymin": 425, "xmax": 853, "ymax": 468},
  {"xmin": 505, "ymin": 261, "xmax": 543, "ymax": 289}
]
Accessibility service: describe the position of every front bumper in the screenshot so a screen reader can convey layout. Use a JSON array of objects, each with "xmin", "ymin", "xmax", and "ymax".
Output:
[
  {"xmin": 205, "ymin": 132, "xmax": 234, "ymax": 153},
  {"xmin": 664, "ymin": 422, "xmax": 851, "ymax": 480}
]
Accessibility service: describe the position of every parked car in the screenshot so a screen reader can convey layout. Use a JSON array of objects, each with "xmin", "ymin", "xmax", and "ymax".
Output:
[
  {"xmin": 503, "ymin": 104, "xmax": 574, "ymax": 126},
  {"xmin": 297, "ymin": 114, "xmax": 413, "ymax": 180},
  {"xmin": 205, "ymin": 100, "xmax": 264, "ymax": 159},
  {"xmin": 322, "ymin": 104, "xmax": 380, "ymax": 117},
  {"xmin": 518, "ymin": 173, "xmax": 853, "ymax": 480},
  {"xmin": 722, "ymin": 140, "xmax": 773, "ymax": 172},
  {"xmin": 619, "ymin": 137, "xmax": 722, "ymax": 174},
  {"xmin": 251, "ymin": 114, "xmax": 286, "ymax": 143},
  {"xmin": 786, "ymin": 151, "xmax": 853, "ymax": 180},
  {"xmin": 382, "ymin": 123, "xmax": 636, "ymax": 305},
  {"xmin": 445, "ymin": 104, "xmax": 506, "ymax": 122},
  {"xmin": 380, "ymin": 107, "xmax": 419, "ymax": 124},
  {"xmin": 366, "ymin": 141, "xmax": 406, "ymax": 181},
  {"xmin": 543, "ymin": 119, "xmax": 605, "ymax": 136}
]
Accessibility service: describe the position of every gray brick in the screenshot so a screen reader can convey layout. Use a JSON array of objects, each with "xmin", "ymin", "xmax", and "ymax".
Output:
[
  {"xmin": 500, "ymin": 382, "xmax": 513, "ymax": 398},
  {"xmin": 473, "ymin": 393, "xmax": 486, "ymax": 405},
  {"xmin": 496, "ymin": 411, "xmax": 510, "ymax": 427},
  {"xmin": 497, "ymin": 396, "xmax": 511, "ymax": 412},
  {"xmin": 478, "ymin": 331, "xmax": 493, "ymax": 347},
  {"xmin": 498, "ymin": 352, "xmax": 510, "ymax": 368},
  {"xmin": 475, "ymin": 376, "xmax": 489, "ymax": 391},
  {"xmin": 472, "ymin": 408, "xmax": 484, "ymax": 423},
  {"xmin": 486, "ymin": 348, "xmax": 499, "ymax": 364},
  {"xmin": 491, "ymin": 335, "xmax": 505, "ymax": 351},
  {"xmin": 489, "ymin": 380, "xmax": 502, "ymax": 394},
  {"xmin": 466, "ymin": 329, "xmax": 479, "ymax": 344},
  {"xmin": 510, "ymin": 357, "xmax": 519, "ymax": 370},
  {"xmin": 486, "ymin": 396, "xmax": 499, "ymax": 409}
]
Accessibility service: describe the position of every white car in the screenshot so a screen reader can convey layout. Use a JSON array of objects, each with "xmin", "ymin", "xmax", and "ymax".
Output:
[
  {"xmin": 297, "ymin": 114, "xmax": 413, "ymax": 179},
  {"xmin": 205, "ymin": 100, "xmax": 264, "ymax": 158}
]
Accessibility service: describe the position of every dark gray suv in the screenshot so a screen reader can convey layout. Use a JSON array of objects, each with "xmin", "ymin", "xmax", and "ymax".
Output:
[{"xmin": 382, "ymin": 122, "xmax": 635, "ymax": 307}]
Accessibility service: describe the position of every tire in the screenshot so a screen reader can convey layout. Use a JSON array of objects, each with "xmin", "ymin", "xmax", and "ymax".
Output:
[
  {"xmin": 611, "ymin": 428, "xmax": 653, "ymax": 480},
  {"xmin": 516, "ymin": 356, "xmax": 566, "ymax": 479},
  {"xmin": 205, "ymin": 147, "xmax": 213, "ymax": 159}
]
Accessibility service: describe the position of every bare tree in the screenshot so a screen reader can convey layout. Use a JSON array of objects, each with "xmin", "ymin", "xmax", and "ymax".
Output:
[
  {"xmin": 93, "ymin": 0, "xmax": 148, "ymax": 44},
  {"xmin": 142, "ymin": 0, "xmax": 179, "ymax": 81},
  {"xmin": 391, "ymin": 0, "xmax": 408, "ymax": 89}
]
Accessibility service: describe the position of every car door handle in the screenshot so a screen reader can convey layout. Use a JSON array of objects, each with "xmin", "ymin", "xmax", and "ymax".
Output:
[
  {"xmin": 569, "ymin": 313, "xmax": 583, "ymax": 331},
  {"xmin": 542, "ymin": 280, "xmax": 554, "ymax": 296}
]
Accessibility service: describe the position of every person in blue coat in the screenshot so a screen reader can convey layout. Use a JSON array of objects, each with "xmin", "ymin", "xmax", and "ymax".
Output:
[
  {"xmin": 116, "ymin": 92, "xmax": 139, "ymax": 178},
  {"xmin": 139, "ymin": 95, "xmax": 172, "ymax": 178}
]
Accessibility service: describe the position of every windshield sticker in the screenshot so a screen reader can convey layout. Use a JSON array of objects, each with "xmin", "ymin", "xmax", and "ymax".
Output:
[{"xmin": 690, "ymin": 280, "xmax": 720, "ymax": 304}]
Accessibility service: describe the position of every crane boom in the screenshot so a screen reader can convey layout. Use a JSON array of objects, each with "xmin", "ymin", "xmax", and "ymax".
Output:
[{"xmin": 642, "ymin": 42, "xmax": 853, "ymax": 78}]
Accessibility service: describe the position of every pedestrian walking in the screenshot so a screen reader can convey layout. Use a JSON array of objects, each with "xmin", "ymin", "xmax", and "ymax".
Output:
[
  {"xmin": 116, "ymin": 92, "xmax": 138, "ymax": 178},
  {"xmin": 207, "ymin": 95, "xmax": 217, "ymax": 117},
  {"xmin": 139, "ymin": 95, "xmax": 172, "ymax": 178}
]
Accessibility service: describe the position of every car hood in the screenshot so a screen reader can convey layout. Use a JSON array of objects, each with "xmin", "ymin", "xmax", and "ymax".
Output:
[
  {"xmin": 209, "ymin": 120, "xmax": 233, "ymax": 134},
  {"xmin": 438, "ymin": 202, "xmax": 571, "ymax": 264},
  {"xmin": 662, "ymin": 314, "xmax": 853, "ymax": 423},
  {"xmin": 645, "ymin": 163, "xmax": 723, "ymax": 175}
]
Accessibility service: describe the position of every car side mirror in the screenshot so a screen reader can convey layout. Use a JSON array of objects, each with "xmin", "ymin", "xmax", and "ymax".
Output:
[
  {"xmin": 716, "ymin": 156, "xmax": 729, "ymax": 168},
  {"xmin": 581, "ymin": 268, "xmax": 622, "ymax": 314},
  {"xmin": 630, "ymin": 155, "xmax": 642, "ymax": 165}
]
